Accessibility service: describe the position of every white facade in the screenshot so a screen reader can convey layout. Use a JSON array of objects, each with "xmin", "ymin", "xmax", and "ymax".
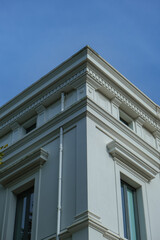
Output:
[{"xmin": 0, "ymin": 46, "xmax": 160, "ymax": 240}]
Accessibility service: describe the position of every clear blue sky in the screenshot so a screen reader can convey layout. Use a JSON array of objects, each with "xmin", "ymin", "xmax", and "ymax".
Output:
[{"xmin": 0, "ymin": 0, "xmax": 160, "ymax": 107}]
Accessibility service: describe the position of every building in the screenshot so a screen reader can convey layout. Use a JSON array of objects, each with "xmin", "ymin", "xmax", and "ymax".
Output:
[{"xmin": 0, "ymin": 46, "xmax": 160, "ymax": 240}]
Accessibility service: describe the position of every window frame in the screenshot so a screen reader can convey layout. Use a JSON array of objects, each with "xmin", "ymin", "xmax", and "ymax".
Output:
[
  {"xmin": 112, "ymin": 159, "xmax": 151, "ymax": 240},
  {"xmin": 121, "ymin": 180, "xmax": 140, "ymax": 240},
  {"xmin": 119, "ymin": 110, "xmax": 134, "ymax": 130},
  {"xmin": 22, "ymin": 116, "xmax": 37, "ymax": 134},
  {"xmin": 13, "ymin": 187, "xmax": 34, "ymax": 240},
  {"xmin": 0, "ymin": 174, "xmax": 39, "ymax": 240}
]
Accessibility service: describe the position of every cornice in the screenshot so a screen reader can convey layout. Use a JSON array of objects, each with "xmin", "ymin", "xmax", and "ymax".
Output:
[
  {"xmin": 0, "ymin": 68, "xmax": 87, "ymax": 132},
  {"xmin": 107, "ymin": 140, "xmax": 159, "ymax": 181},
  {"xmin": 0, "ymin": 46, "xmax": 89, "ymax": 116},
  {"xmin": 86, "ymin": 67, "xmax": 160, "ymax": 131},
  {"xmin": 0, "ymin": 66, "xmax": 160, "ymax": 136},
  {"xmin": 87, "ymin": 48, "xmax": 160, "ymax": 114},
  {"xmin": 0, "ymin": 148, "xmax": 48, "ymax": 186}
]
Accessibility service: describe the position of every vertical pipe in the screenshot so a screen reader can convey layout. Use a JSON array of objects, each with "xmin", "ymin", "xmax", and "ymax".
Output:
[
  {"xmin": 56, "ymin": 127, "xmax": 63, "ymax": 240},
  {"xmin": 61, "ymin": 92, "xmax": 65, "ymax": 112},
  {"xmin": 56, "ymin": 92, "xmax": 64, "ymax": 240}
]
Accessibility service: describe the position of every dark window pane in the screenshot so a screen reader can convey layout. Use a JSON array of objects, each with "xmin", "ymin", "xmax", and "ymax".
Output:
[
  {"xmin": 27, "ymin": 193, "xmax": 34, "ymax": 239},
  {"xmin": 127, "ymin": 188, "xmax": 137, "ymax": 240},
  {"xmin": 121, "ymin": 184, "xmax": 128, "ymax": 238},
  {"xmin": 21, "ymin": 196, "xmax": 27, "ymax": 239},
  {"xmin": 120, "ymin": 117, "xmax": 129, "ymax": 126},
  {"xmin": 14, "ymin": 188, "xmax": 34, "ymax": 240},
  {"xmin": 25, "ymin": 123, "xmax": 36, "ymax": 134},
  {"xmin": 121, "ymin": 181, "xmax": 139, "ymax": 240}
]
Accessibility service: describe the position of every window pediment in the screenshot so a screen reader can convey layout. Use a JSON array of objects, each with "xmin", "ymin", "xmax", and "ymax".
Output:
[
  {"xmin": 0, "ymin": 148, "xmax": 48, "ymax": 186},
  {"xmin": 107, "ymin": 140, "xmax": 159, "ymax": 181}
]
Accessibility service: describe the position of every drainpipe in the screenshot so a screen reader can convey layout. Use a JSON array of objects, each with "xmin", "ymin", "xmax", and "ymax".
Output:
[{"xmin": 56, "ymin": 92, "xmax": 64, "ymax": 240}]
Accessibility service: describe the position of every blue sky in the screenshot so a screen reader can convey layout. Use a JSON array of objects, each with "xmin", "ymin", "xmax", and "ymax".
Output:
[{"xmin": 0, "ymin": 0, "xmax": 160, "ymax": 107}]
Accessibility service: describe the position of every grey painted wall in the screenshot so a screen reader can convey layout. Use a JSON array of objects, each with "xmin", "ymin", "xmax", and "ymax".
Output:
[{"xmin": 0, "ymin": 46, "xmax": 160, "ymax": 240}]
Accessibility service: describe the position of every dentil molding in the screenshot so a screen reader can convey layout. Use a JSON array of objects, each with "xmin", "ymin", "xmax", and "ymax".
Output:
[
  {"xmin": 86, "ymin": 67, "xmax": 160, "ymax": 131},
  {"xmin": 0, "ymin": 68, "xmax": 87, "ymax": 131},
  {"xmin": 0, "ymin": 67, "xmax": 160, "ymax": 134}
]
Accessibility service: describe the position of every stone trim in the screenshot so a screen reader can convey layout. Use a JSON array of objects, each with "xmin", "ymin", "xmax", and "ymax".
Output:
[
  {"xmin": 87, "ymin": 99, "xmax": 159, "ymax": 157},
  {"xmin": 59, "ymin": 211, "xmax": 125, "ymax": 240},
  {"xmin": 107, "ymin": 140, "xmax": 159, "ymax": 181},
  {"xmin": 0, "ymin": 68, "xmax": 87, "ymax": 131},
  {"xmin": 86, "ymin": 67, "xmax": 160, "ymax": 131},
  {"xmin": 0, "ymin": 67, "xmax": 160, "ymax": 135},
  {"xmin": 0, "ymin": 148, "xmax": 48, "ymax": 186},
  {"xmin": 2, "ymin": 98, "xmax": 158, "ymax": 171}
]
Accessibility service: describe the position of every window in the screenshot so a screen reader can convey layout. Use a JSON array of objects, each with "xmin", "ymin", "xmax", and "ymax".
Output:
[
  {"xmin": 13, "ymin": 187, "xmax": 34, "ymax": 240},
  {"xmin": 23, "ymin": 117, "xmax": 37, "ymax": 134},
  {"xmin": 119, "ymin": 110, "xmax": 134, "ymax": 130},
  {"xmin": 25, "ymin": 123, "xmax": 36, "ymax": 134},
  {"xmin": 121, "ymin": 181, "xmax": 140, "ymax": 240},
  {"xmin": 120, "ymin": 117, "xmax": 129, "ymax": 126}
]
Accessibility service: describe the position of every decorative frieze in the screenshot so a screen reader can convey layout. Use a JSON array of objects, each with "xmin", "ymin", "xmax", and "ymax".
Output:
[
  {"xmin": 0, "ymin": 68, "xmax": 87, "ymax": 131},
  {"xmin": 86, "ymin": 67, "xmax": 160, "ymax": 131},
  {"xmin": 0, "ymin": 67, "xmax": 160, "ymax": 149}
]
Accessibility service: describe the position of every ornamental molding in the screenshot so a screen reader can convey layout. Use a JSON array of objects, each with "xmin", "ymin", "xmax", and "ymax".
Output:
[
  {"xmin": 86, "ymin": 67, "xmax": 160, "ymax": 131},
  {"xmin": 107, "ymin": 140, "xmax": 159, "ymax": 181},
  {"xmin": 0, "ymin": 148, "xmax": 48, "ymax": 186},
  {"xmin": 87, "ymin": 100, "xmax": 159, "ymax": 158},
  {"xmin": 0, "ymin": 68, "xmax": 87, "ymax": 131},
  {"xmin": 58, "ymin": 211, "xmax": 124, "ymax": 240},
  {"xmin": 39, "ymin": 210, "xmax": 129, "ymax": 240},
  {"xmin": 1, "ymin": 100, "xmax": 86, "ymax": 167},
  {"xmin": 0, "ymin": 66, "xmax": 160, "ymax": 133}
]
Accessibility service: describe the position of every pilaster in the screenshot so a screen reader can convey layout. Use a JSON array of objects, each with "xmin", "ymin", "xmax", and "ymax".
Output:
[
  {"xmin": 153, "ymin": 131, "xmax": 160, "ymax": 151},
  {"xmin": 35, "ymin": 105, "xmax": 46, "ymax": 128},
  {"xmin": 111, "ymin": 98, "xmax": 121, "ymax": 120},
  {"xmin": 11, "ymin": 122, "xmax": 25, "ymax": 144},
  {"xmin": 135, "ymin": 117, "xmax": 145, "ymax": 138}
]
